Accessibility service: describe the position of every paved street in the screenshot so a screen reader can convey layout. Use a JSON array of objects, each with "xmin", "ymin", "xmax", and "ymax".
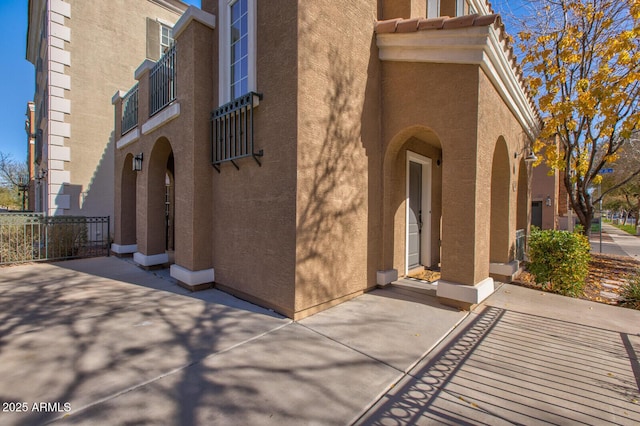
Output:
[{"xmin": 0, "ymin": 253, "xmax": 638, "ymax": 425}]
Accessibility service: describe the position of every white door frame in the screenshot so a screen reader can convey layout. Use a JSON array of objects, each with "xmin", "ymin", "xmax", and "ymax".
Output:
[{"xmin": 406, "ymin": 151, "xmax": 432, "ymax": 273}]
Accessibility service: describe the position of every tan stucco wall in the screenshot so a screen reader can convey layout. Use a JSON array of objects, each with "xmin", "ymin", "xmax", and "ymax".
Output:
[
  {"xmin": 293, "ymin": 0, "xmax": 381, "ymax": 316},
  {"xmin": 382, "ymin": 0, "xmax": 427, "ymax": 19},
  {"xmin": 381, "ymin": 62, "xmax": 530, "ymax": 285},
  {"xmin": 476, "ymin": 69, "xmax": 532, "ymax": 265},
  {"xmin": 381, "ymin": 62, "xmax": 484, "ymax": 284},
  {"xmin": 66, "ymin": 1, "xmax": 184, "ymax": 220}
]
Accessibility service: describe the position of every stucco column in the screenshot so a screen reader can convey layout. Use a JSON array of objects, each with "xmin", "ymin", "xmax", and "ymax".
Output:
[
  {"xmin": 131, "ymin": 61, "xmax": 169, "ymax": 267},
  {"xmin": 111, "ymin": 91, "xmax": 138, "ymax": 256},
  {"xmin": 436, "ymin": 135, "xmax": 494, "ymax": 308},
  {"xmin": 168, "ymin": 9, "xmax": 216, "ymax": 288}
]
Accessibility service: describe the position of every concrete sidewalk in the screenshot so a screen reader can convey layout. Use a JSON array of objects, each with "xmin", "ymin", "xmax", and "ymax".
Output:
[
  {"xmin": 0, "ymin": 257, "xmax": 639, "ymax": 425},
  {"xmin": 590, "ymin": 221, "xmax": 640, "ymax": 258}
]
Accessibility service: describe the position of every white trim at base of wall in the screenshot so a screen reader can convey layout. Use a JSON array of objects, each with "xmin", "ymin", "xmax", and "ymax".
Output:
[
  {"xmin": 170, "ymin": 264, "xmax": 215, "ymax": 286},
  {"xmin": 134, "ymin": 252, "xmax": 169, "ymax": 267},
  {"xmin": 111, "ymin": 243, "xmax": 137, "ymax": 254},
  {"xmin": 377, "ymin": 269, "xmax": 399, "ymax": 286},
  {"xmin": 489, "ymin": 261, "xmax": 520, "ymax": 277},
  {"xmin": 436, "ymin": 277, "xmax": 494, "ymax": 304}
]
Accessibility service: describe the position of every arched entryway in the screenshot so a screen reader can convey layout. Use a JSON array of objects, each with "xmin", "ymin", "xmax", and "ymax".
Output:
[
  {"xmin": 490, "ymin": 137, "xmax": 511, "ymax": 265},
  {"xmin": 134, "ymin": 137, "xmax": 174, "ymax": 267},
  {"xmin": 112, "ymin": 153, "xmax": 138, "ymax": 255},
  {"xmin": 381, "ymin": 126, "xmax": 443, "ymax": 278}
]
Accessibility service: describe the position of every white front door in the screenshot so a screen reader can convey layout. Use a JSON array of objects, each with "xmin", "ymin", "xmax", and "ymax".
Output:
[{"xmin": 406, "ymin": 152, "xmax": 432, "ymax": 273}]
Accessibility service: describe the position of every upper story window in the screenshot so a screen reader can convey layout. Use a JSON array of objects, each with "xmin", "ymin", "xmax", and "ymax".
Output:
[
  {"xmin": 427, "ymin": 0, "xmax": 469, "ymax": 18},
  {"xmin": 160, "ymin": 23, "xmax": 174, "ymax": 55},
  {"xmin": 219, "ymin": 0, "xmax": 256, "ymax": 104}
]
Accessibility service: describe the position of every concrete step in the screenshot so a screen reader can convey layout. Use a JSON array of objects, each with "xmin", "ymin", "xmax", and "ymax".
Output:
[{"xmin": 388, "ymin": 277, "xmax": 438, "ymax": 297}]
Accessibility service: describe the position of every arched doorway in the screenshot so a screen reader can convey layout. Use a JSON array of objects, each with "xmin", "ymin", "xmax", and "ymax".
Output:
[
  {"xmin": 113, "ymin": 153, "xmax": 138, "ymax": 255},
  {"xmin": 381, "ymin": 126, "xmax": 443, "ymax": 278},
  {"xmin": 141, "ymin": 137, "xmax": 174, "ymax": 264},
  {"xmin": 490, "ymin": 138, "xmax": 511, "ymax": 265}
]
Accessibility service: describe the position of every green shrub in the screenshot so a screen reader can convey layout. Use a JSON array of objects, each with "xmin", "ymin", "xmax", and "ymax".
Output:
[
  {"xmin": 621, "ymin": 270, "xmax": 640, "ymax": 310},
  {"xmin": 0, "ymin": 214, "xmax": 42, "ymax": 263},
  {"xmin": 527, "ymin": 227, "xmax": 591, "ymax": 297}
]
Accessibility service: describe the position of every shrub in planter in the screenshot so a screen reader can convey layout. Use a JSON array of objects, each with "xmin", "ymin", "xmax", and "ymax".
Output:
[
  {"xmin": 44, "ymin": 216, "xmax": 88, "ymax": 259},
  {"xmin": 527, "ymin": 227, "xmax": 590, "ymax": 297}
]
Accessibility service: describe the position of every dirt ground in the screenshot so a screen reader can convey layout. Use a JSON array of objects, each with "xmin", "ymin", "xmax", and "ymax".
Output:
[{"xmin": 514, "ymin": 253, "xmax": 640, "ymax": 308}]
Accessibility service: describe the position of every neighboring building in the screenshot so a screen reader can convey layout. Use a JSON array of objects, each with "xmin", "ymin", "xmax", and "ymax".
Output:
[
  {"xmin": 25, "ymin": 102, "xmax": 36, "ymax": 211},
  {"xmin": 531, "ymin": 159, "xmax": 561, "ymax": 230},
  {"xmin": 26, "ymin": 0, "xmax": 188, "ymax": 218},
  {"xmin": 112, "ymin": 0, "xmax": 539, "ymax": 319}
]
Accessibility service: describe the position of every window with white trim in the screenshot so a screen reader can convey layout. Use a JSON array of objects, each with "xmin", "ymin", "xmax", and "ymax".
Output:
[
  {"xmin": 160, "ymin": 23, "xmax": 174, "ymax": 55},
  {"xmin": 219, "ymin": 0, "xmax": 256, "ymax": 104},
  {"xmin": 428, "ymin": 0, "xmax": 468, "ymax": 18}
]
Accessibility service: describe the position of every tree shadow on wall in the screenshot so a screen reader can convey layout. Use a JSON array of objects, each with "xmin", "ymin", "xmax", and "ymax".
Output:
[{"xmin": 295, "ymin": 46, "xmax": 367, "ymax": 304}]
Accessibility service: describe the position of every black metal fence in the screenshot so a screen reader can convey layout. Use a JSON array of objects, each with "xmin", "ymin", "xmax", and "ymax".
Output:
[
  {"xmin": 0, "ymin": 213, "xmax": 110, "ymax": 265},
  {"xmin": 149, "ymin": 43, "xmax": 176, "ymax": 117}
]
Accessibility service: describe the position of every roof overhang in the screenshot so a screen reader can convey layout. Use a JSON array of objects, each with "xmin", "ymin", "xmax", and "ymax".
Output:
[
  {"xmin": 26, "ymin": 0, "xmax": 46, "ymax": 65},
  {"xmin": 377, "ymin": 24, "xmax": 540, "ymax": 141}
]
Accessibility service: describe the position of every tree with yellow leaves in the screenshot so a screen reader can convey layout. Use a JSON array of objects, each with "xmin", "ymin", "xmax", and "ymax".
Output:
[{"xmin": 518, "ymin": 0, "xmax": 640, "ymax": 235}]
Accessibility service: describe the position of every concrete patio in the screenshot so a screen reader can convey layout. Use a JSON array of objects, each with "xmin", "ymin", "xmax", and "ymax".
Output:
[{"xmin": 0, "ymin": 256, "xmax": 638, "ymax": 425}]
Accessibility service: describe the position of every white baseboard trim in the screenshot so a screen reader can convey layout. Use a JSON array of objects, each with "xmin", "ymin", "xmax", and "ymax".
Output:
[
  {"xmin": 133, "ymin": 252, "xmax": 169, "ymax": 267},
  {"xmin": 489, "ymin": 260, "xmax": 520, "ymax": 277},
  {"xmin": 111, "ymin": 243, "xmax": 137, "ymax": 254},
  {"xmin": 377, "ymin": 269, "xmax": 398, "ymax": 286},
  {"xmin": 436, "ymin": 277, "xmax": 495, "ymax": 304},
  {"xmin": 170, "ymin": 264, "xmax": 215, "ymax": 286}
]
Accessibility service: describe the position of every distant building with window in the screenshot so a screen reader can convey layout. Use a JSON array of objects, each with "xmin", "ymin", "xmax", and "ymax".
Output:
[
  {"xmin": 112, "ymin": 0, "xmax": 539, "ymax": 319},
  {"xmin": 26, "ymin": 0, "xmax": 187, "ymax": 217}
]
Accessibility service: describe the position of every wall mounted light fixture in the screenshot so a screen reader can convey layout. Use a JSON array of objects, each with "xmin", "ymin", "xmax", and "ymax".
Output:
[{"xmin": 133, "ymin": 153, "xmax": 143, "ymax": 172}]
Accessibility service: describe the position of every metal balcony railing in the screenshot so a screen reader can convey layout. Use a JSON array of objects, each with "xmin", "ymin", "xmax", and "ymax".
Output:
[
  {"xmin": 121, "ymin": 83, "xmax": 138, "ymax": 135},
  {"xmin": 149, "ymin": 43, "xmax": 177, "ymax": 117},
  {"xmin": 211, "ymin": 92, "xmax": 263, "ymax": 172}
]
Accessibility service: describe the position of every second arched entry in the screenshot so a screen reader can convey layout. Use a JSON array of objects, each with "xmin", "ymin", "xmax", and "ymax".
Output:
[
  {"xmin": 379, "ymin": 126, "xmax": 443, "ymax": 280},
  {"xmin": 134, "ymin": 137, "xmax": 175, "ymax": 267}
]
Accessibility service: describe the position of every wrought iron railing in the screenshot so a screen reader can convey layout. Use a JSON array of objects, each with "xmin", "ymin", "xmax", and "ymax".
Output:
[
  {"xmin": 211, "ymin": 92, "xmax": 263, "ymax": 172},
  {"xmin": 149, "ymin": 43, "xmax": 177, "ymax": 117},
  {"xmin": 515, "ymin": 228, "xmax": 526, "ymax": 261},
  {"xmin": 121, "ymin": 83, "xmax": 138, "ymax": 135},
  {"xmin": 0, "ymin": 213, "xmax": 110, "ymax": 265}
]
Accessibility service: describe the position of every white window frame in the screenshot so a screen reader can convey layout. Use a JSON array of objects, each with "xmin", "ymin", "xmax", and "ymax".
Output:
[
  {"xmin": 427, "ymin": 0, "xmax": 466, "ymax": 18},
  {"xmin": 219, "ymin": 0, "xmax": 257, "ymax": 105},
  {"xmin": 160, "ymin": 22, "xmax": 174, "ymax": 55}
]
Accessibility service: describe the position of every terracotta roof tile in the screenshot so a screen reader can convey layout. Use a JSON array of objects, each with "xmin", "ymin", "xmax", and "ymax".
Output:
[
  {"xmin": 396, "ymin": 18, "xmax": 420, "ymax": 33},
  {"xmin": 442, "ymin": 14, "xmax": 479, "ymax": 29},
  {"xmin": 376, "ymin": 14, "xmax": 502, "ymax": 34},
  {"xmin": 375, "ymin": 18, "xmax": 400, "ymax": 34},
  {"xmin": 417, "ymin": 17, "xmax": 448, "ymax": 30},
  {"xmin": 473, "ymin": 13, "xmax": 501, "ymax": 27}
]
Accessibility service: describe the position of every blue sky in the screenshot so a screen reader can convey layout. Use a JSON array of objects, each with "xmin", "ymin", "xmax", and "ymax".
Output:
[{"xmin": 0, "ymin": 0, "xmax": 524, "ymax": 164}]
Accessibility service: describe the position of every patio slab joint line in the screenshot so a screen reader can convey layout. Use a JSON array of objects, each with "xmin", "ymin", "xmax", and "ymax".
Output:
[{"xmin": 45, "ymin": 320, "xmax": 293, "ymax": 424}]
